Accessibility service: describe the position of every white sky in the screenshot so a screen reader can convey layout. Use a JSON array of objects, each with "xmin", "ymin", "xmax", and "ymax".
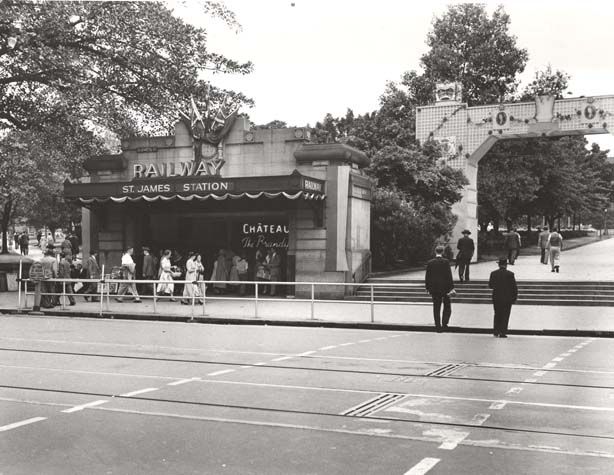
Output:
[{"xmin": 173, "ymin": 0, "xmax": 614, "ymax": 152}]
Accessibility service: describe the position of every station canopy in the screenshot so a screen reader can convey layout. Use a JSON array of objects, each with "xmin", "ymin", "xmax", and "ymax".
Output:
[{"xmin": 64, "ymin": 170, "xmax": 326, "ymax": 205}]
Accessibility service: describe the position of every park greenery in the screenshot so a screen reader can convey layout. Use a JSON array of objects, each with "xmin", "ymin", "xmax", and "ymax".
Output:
[
  {"xmin": 1, "ymin": 2, "xmax": 612, "ymax": 268},
  {"xmin": 312, "ymin": 3, "xmax": 613, "ymax": 268},
  {"xmin": 0, "ymin": 0, "xmax": 252, "ymax": 253}
]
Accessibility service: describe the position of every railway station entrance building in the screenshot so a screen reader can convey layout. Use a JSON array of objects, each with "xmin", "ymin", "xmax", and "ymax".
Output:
[{"xmin": 64, "ymin": 117, "xmax": 373, "ymax": 297}]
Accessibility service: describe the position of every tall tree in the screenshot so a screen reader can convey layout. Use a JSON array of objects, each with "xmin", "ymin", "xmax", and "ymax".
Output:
[
  {"xmin": 0, "ymin": 1, "xmax": 252, "ymax": 253},
  {"xmin": 0, "ymin": 1, "xmax": 253, "ymax": 135},
  {"xmin": 421, "ymin": 4, "xmax": 528, "ymax": 105}
]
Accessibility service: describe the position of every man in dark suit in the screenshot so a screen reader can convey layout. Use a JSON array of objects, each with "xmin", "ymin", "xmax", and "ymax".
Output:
[
  {"xmin": 84, "ymin": 250, "xmax": 101, "ymax": 302},
  {"xmin": 488, "ymin": 258, "xmax": 518, "ymax": 338},
  {"xmin": 456, "ymin": 229, "xmax": 475, "ymax": 282},
  {"xmin": 425, "ymin": 245, "xmax": 456, "ymax": 332}
]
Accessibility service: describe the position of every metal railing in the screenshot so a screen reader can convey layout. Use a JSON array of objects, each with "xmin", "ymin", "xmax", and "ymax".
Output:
[{"xmin": 15, "ymin": 269, "xmax": 425, "ymax": 324}]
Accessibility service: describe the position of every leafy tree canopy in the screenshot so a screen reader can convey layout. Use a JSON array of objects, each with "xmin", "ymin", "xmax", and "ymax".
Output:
[
  {"xmin": 0, "ymin": 0, "xmax": 253, "ymax": 137},
  {"xmin": 478, "ymin": 137, "xmax": 613, "ymax": 230},
  {"xmin": 421, "ymin": 4, "xmax": 528, "ymax": 106}
]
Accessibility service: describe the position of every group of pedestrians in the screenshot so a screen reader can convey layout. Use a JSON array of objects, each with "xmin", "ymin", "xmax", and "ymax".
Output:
[
  {"xmin": 425, "ymin": 243, "xmax": 517, "ymax": 337},
  {"xmin": 109, "ymin": 245, "xmax": 282, "ymax": 304},
  {"xmin": 426, "ymin": 224, "xmax": 567, "ymax": 336}
]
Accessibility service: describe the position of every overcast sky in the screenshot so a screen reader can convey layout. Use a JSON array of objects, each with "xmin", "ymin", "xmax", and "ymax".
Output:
[{"xmin": 174, "ymin": 0, "xmax": 614, "ymax": 152}]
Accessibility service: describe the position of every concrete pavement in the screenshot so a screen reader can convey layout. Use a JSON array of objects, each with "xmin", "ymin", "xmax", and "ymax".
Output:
[
  {"xmin": 372, "ymin": 234, "xmax": 614, "ymax": 282},
  {"xmin": 1, "ymin": 238, "xmax": 613, "ymax": 336}
]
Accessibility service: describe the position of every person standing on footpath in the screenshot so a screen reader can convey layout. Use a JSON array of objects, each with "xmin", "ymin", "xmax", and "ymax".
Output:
[
  {"xmin": 488, "ymin": 258, "xmax": 518, "ymax": 338},
  {"xmin": 504, "ymin": 228, "xmax": 521, "ymax": 265},
  {"xmin": 547, "ymin": 229, "xmax": 563, "ymax": 273},
  {"xmin": 141, "ymin": 247, "xmax": 156, "ymax": 296},
  {"xmin": 57, "ymin": 253, "xmax": 76, "ymax": 306},
  {"xmin": 115, "ymin": 247, "xmax": 142, "ymax": 303},
  {"xmin": 425, "ymin": 245, "xmax": 456, "ymax": 333},
  {"xmin": 538, "ymin": 226, "xmax": 550, "ymax": 265},
  {"xmin": 456, "ymin": 229, "xmax": 475, "ymax": 282},
  {"xmin": 84, "ymin": 250, "xmax": 101, "ymax": 302}
]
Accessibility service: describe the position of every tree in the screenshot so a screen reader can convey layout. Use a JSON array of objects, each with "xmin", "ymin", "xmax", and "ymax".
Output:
[
  {"xmin": 478, "ymin": 137, "xmax": 612, "ymax": 231},
  {"xmin": 0, "ymin": 1, "xmax": 253, "ymax": 135},
  {"xmin": 0, "ymin": 122, "xmax": 103, "ymax": 253},
  {"xmin": 421, "ymin": 4, "xmax": 528, "ymax": 105},
  {"xmin": 0, "ymin": 1, "xmax": 252, "ymax": 252}
]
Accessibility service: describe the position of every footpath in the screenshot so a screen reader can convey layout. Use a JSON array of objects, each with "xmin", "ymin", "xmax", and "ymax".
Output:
[{"xmin": 1, "ymin": 236, "xmax": 613, "ymax": 337}]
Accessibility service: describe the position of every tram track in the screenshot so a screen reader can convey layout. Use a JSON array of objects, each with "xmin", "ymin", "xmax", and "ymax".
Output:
[
  {"xmin": 1, "ymin": 382, "xmax": 613, "ymax": 443},
  {"xmin": 1, "ymin": 346, "xmax": 613, "ymax": 391}
]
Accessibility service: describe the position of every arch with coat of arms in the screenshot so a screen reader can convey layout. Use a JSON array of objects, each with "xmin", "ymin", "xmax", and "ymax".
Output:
[{"xmin": 416, "ymin": 83, "xmax": 614, "ymax": 258}]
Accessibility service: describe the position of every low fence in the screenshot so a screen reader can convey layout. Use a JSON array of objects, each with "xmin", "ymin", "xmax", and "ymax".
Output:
[{"xmin": 15, "ymin": 274, "xmax": 425, "ymax": 323}]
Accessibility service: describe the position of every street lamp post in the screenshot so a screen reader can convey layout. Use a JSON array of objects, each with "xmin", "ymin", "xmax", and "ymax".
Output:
[{"xmin": 605, "ymin": 209, "xmax": 609, "ymax": 236}]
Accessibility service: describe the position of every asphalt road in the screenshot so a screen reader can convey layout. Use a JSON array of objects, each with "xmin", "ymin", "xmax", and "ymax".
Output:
[{"xmin": 1, "ymin": 315, "xmax": 613, "ymax": 474}]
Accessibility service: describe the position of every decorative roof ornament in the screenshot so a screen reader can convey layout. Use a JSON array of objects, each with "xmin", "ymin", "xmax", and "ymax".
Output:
[
  {"xmin": 435, "ymin": 82, "xmax": 463, "ymax": 104},
  {"xmin": 179, "ymin": 87, "xmax": 240, "ymax": 146}
]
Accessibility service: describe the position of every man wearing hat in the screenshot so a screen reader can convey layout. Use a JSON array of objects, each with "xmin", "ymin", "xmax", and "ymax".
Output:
[
  {"xmin": 456, "ymin": 229, "xmax": 475, "ymax": 282},
  {"xmin": 425, "ymin": 245, "xmax": 456, "ymax": 332},
  {"xmin": 488, "ymin": 258, "xmax": 518, "ymax": 338}
]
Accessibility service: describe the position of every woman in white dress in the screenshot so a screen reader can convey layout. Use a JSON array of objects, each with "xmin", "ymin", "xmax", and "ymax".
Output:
[
  {"xmin": 157, "ymin": 249, "xmax": 176, "ymax": 301},
  {"xmin": 182, "ymin": 252, "xmax": 204, "ymax": 304}
]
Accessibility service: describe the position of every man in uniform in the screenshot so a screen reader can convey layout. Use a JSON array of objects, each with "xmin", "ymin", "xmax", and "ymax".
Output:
[{"xmin": 488, "ymin": 258, "xmax": 518, "ymax": 338}]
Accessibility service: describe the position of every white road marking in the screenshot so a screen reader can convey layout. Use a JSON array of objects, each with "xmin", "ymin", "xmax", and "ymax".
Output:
[
  {"xmin": 533, "ymin": 371, "xmax": 546, "ymax": 377},
  {"xmin": 0, "ymin": 417, "xmax": 47, "ymax": 432},
  {"xmin": 438, "ymin": 431, "xmax": 470, "ymax": 450},
  {"xmin": 358, "ymin": 340, "xmax": 372, "ymax": 344},
  {"xmin": 207, "ymin": 369, "xmax": 235, "ymax": 376},
  {"xmin": 92, "ymin": 406, "xmax": 614, "ymax": 459},
  {"xmin": 297, "ymin": 351, "xmax": 316, "ymax": 356},
  {"xmin": 568, "ymin": 349, "xmax": 577, "ymax": 353},
  {"xmin": 561, "ymin": 353, "xmax": 571, "ymax": 357},
  {"xmin": 167, "ymin": 378, "xmax": 199, "ymax": 386},
  {"xmin": 339, "ymin": 342, "xmax": 355, "ymax": 346},
  {"xmin": 382, "ymin": 392, "xmax": 614, "ymax": 413},
  {"xmin": 543, "ymin": 363, "xmax": 557, "ymax": 369},
  {"xmin": 240, "ymin": 365, "xmax": 253, "ymax": 369},
  {"xmin": 506, "ymin": 387, "xmax": 523, "ymax": 395},
  {"xmin": 552, "ymin": 357, "xmax": 564, "ymax": 362},
  {"xmin": 120, "ymin": 388, "xmax": 159, "ymax": 397},
  {"xmin": 271, "ymin": 356, "xmax": 293, "ymax": 362},
  {"xmin": 318, "ymin": 346, "xmax": 337, "ymax": 351},
  {"xmin": 489, "ymin": 401, "xmax": 507, "ymax": 410},
  {"xmin": 62, "ymin": 400, "xmax": 108, "ymax": 413},
  {"xmin": 471, "ymin": 413, "xmax": 491, "ymax": 426},
  {"xmin": 390, "ymin": 335, "xmax": 402, "ymax": 338},
  {"xmin": 404, "ymin": 457, "xmax": 440, "ymax": 475},
  {"xmin": 252, "ymin": 362, "xmax": 267, "ymax": 366},
  {"xmin": 0, "ymin": 363, "xmax": 179, "ymax": 381},
  {"xmin": 524, "ymin": 378, "xmax": 537, "ymax": 383}
]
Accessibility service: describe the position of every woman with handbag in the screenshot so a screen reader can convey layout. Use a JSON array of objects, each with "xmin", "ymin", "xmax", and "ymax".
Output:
[{"xmin": 157, "ymin": 249, "xmax": 176, "ymax": 301}]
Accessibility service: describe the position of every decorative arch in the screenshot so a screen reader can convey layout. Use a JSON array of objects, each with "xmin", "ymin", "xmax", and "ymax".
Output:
[{"xmin": 416, "ymin": 90, "xmax": 614, "ymax": 258}]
